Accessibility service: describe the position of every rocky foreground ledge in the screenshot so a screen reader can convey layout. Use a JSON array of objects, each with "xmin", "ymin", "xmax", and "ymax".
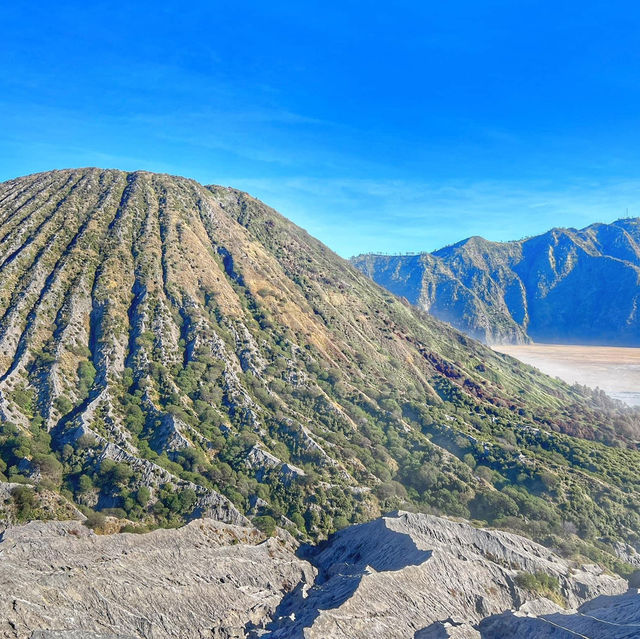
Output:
[{"xmin": 0, "ymin": 511, "xmax": 636, "ymax": 639}]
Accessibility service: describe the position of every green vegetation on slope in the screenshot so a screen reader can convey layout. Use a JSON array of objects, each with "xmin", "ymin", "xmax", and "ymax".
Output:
[{"xmin": 0, "ymin": 169, "xmax": 639, "ymax": 576}]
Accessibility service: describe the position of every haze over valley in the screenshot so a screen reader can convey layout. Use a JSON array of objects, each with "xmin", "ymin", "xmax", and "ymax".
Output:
[
  {"xmin": 495, "ymin": 344, "xmax": 640, "ymax": 407},
  {"xmin": 352, "ymin": 219, "xmax": 640, "ymax": 410}
]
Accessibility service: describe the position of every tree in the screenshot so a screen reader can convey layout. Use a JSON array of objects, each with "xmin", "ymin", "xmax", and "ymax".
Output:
[
  {"xmin": 177, "ymin": 488, "xmax": 197, "ymax": 513},
  {"xmin": 111, "ymin": 463, "xmax": 133, "ymax": 484},
  {"xmin": 12, "ymin": 485, "xmax": 35, "ymax": 520},
  {"xmin": 77, "ymin": 360, "xmax": 97, "ymax": 397},
  {"xmin": 290, "ymin": 511, "xmax": 306, "ymax": 532},
  {"xmin": 254, "ymin": 515, "xmax": 277, "ymax": 536},
  {"xmin": 472, "ymin": 491, "xmax": 519, "ymax": 521},
  {"xmin": 463, "ymin": 453, "xmax": 476, "ymax": 469},
  {"xmin": 136, "ymin": 485, "xmax": 151, "ymax": 506},
  {"xmin": 32, "ymin": 454, "xmax": 63, "ymax": 483},
  {"xmin": 475, "ymin": 465, "xmax": 494, "ymax": 483},
  {"xmin": 78, "ymin": 474, "xmax": 94, "ymax": 493},
  {"xmin": 98, "ymin": 459, "xmax": 133, "ymax": 486},
  {"xmin": 61, "ymin": 444, "xmax": 74, "ymax": 461},
  {"xmin": 54, "ymin": 395, "xmax": 73, "ymax": 415}
]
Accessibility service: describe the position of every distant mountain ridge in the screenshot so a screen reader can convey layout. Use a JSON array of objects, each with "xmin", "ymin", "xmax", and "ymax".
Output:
[{"xmin": 352, "ymin": 218, "xmax": 640, "ymax": 345}]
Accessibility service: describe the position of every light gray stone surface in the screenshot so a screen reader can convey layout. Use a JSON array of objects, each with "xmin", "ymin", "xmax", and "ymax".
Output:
[
  {"xmin": 258, "ymin": 511, "xmax": 627, "ymax": 638},
  {"xmin": 0, "ymin": 510, "xmax": 630, "ymax": 639},
  {"xmin": 0, "ymin": 518, "xmax": 313, "ymax": 639}
]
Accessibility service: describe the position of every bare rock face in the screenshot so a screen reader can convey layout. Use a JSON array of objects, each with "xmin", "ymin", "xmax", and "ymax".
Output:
[
  {"xmin": 0, "ymin": 518, "xmax": 314, "ymax": 639},
  {"xmin": 31, "ymin": 633, "xmax": 133, "ymax": 639},
  {"xmin": 0, "ymin": 511, "xmax": 629, "ymax": 639},
  {"xmin": 479, "ymin": 590, "xmax": 640, "ymax": 638},
  {"xmin": 260, "ymin": 511, "xmax": 627, "ymax": 638}
]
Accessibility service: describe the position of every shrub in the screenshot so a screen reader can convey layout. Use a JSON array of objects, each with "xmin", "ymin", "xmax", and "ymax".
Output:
[
  {"xmin": 77, "ymin": 474, "xmax": 94, "ymax": 493},
  {"xmin": 54, "ymin": 395, "xmax": 73, "ymax": 415},
  {"xmin": 76, "ymin": 433, "xmax": 98, "ymax": 450},
  {"xmin": 290, "ymin": 511, "xmax": 306, "ymax": 532},
  {"xmin": 515, "ymin": 571, "xmax": 563, "ymax": 605},
  {"xmin": 98, "ymin": 459, "xmax": 133, "ymax": 486},
  {"xmin": 136, "ymin": 485, "xmax": 151, "ymax": 506},
  {"xmin": 77, "ymin": 360, "xmax": 97, "ymax": 397},
  {"xmin": 83, "ymin": 510, "xmax": 107, "ymax": 531},
  {"xmin": 31, "ymin": 454, "xmax": 63, "ymax": 483}
]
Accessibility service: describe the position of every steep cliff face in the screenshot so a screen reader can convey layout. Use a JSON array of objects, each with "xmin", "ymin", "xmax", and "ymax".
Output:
[
  {"xmin": 0, "ymin": 511, "xmax": 629, "ymax": 639},
  {"xmin": 1, "ymin": 169, "xmax": 640, "ymax": 564},
  {"xmin": 353, "ymin": 219, "xmax": 640, "ymax": 345}
]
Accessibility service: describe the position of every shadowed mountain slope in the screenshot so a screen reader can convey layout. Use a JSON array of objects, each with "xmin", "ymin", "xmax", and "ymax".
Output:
[
  {"xmin": 352, "ymin": 219, "xmax": 640, "ymax": 345},
  {"xmin": 0, "ymin": 169, "xmax": 639, "ymax": 569}
]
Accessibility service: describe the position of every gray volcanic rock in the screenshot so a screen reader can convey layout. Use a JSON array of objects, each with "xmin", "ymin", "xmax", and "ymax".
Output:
[
  {"xmin": 479, "ymin": 590, "xmax": 640, "ymax": 638},
  {"xmin": 0, "ymin": 518, "xmax": 313, "ymax": 639},
  {"xmin": 352, "ymin": 219, "xmax": 640, "ymax": 345},
  {"xmin": 259, "ymin": 511, "xmax": 626, "ymax": 638},
  {"xmin": 31, "ymin": 633, "xmax": 134, "ymax": 639},
  {"xmin": 0, "ymin": 511, "xmax": 630, "ymax": 639}
]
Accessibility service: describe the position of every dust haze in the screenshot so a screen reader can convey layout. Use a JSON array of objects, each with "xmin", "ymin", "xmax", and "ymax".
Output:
[{"xmin": 494, "ymin": 344, "xmax": 640, "ymax": 407}]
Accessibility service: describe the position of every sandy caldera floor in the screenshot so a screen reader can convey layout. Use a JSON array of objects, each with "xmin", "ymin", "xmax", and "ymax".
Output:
[{"xmin": 493, "ymin": 343, "xmax": 640, "ymax": 407}]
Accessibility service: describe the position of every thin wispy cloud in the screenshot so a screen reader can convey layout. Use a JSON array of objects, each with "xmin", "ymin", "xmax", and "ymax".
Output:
[
  {"xmin": 2, "ymin": 2, "xmax": 640, "ymax": 260},
  {"xmin": 221, "ymin": 176, "xmax": 640, "ymax": 256}
]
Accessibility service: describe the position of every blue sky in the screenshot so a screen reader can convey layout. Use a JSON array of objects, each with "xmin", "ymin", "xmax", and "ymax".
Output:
[{"xmin": 2, "ymin": 1, "xmax": 640, "ymax": 256}]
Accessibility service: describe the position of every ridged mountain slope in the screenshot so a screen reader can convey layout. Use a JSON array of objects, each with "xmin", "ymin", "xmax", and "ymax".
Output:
[
  {"xmin": 352, "ymin": 219, "xmax": 640, "ymax": 345},
  {"xmin": 0, "ymin": 169, "xmax": 639, "ymax": 567}
]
